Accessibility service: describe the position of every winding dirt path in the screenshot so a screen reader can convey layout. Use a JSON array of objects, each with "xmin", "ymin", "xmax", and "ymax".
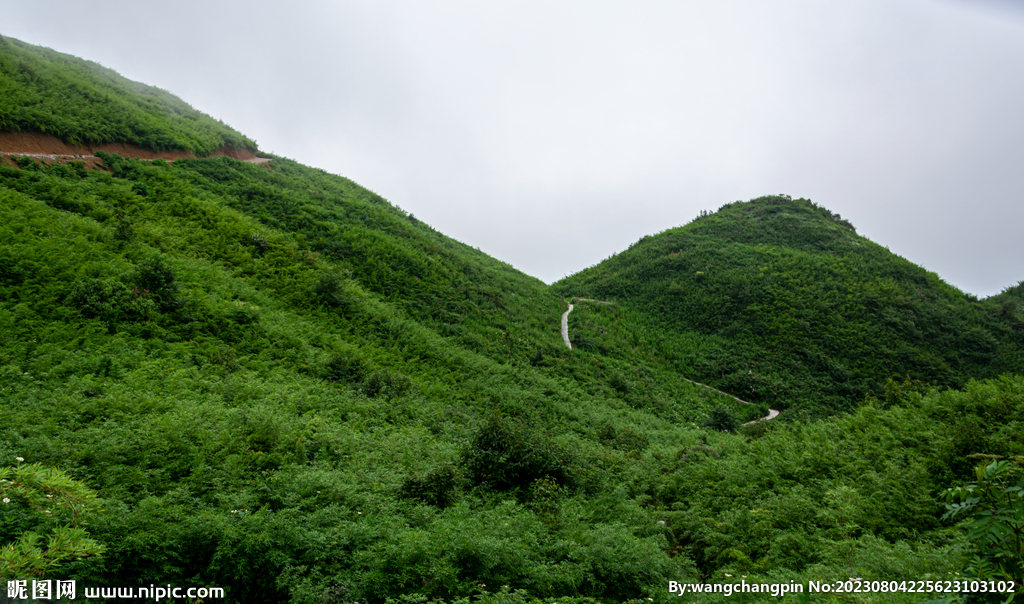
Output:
[
  {"xmin": 679, "ymin": 376, "xmax": 780, "ymax": 425},
  {"xmin": 561, "ymin": 299, "xmax": 778, "ymax": 424},
  {"xmin": 561, "ymin": 303, "xmax": 573, "ymax": 350}
]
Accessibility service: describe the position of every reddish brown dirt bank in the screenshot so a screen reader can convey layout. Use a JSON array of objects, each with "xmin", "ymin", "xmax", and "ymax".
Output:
[{"xmin": 0, "ymin": 131, "xmax": 270, "ymax": 165}]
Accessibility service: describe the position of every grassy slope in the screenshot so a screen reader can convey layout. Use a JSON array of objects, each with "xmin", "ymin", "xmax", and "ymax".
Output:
[
  {"xmin": 0, "ymin": 148, "xmax": 747, "ymax": 602},
  {"xmin": 556, "ymin": 195, "xmax": 1024, "ymax": 415},
  {"xmin": 0, "ymin": 35, "xmax": 255, "ymax": 154},
  {"xmin": 1, "ymin": 37, "xmax": 1023, "ymax": 603}
]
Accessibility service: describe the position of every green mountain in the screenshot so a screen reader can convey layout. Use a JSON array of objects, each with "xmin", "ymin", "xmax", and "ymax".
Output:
[
  {"xmin": 2, "ymin": 36, "xmax": 1022, "ymax": 603},
  {"xmin": 556, "ymin": 196, "xmax": 1024, "ymax": 415}
]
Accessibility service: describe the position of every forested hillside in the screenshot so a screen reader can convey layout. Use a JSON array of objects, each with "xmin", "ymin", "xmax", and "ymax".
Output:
[
  {"xmin": 0, "ymin": 35, "xmax": 255, "ymax": 155},
  {"xmin": 557, "ymin": 196, "xmax": 1024, "ymax": 416},
  {"xmin": 1, "ymin": 36, "xmax": 1022, "ymax": 603}
]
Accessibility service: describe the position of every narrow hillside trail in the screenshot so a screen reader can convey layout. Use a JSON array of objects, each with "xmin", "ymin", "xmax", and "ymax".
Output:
[
  {"xmin": 561, "ymin": 299, "xmax": 779, "ymax": 425},
  {"xmin": 679, "ymin": 376, "xmax": 780, "ymax": 425},
  {"xmin": 561, "ymin": 303, "xmax": 574, "ymax": 350}
]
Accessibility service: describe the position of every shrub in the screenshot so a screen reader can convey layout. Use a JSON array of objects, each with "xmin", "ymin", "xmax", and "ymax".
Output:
[
  {"xmin": 112, "ymin": 215, "xmax": 136, "ymax": 242},
  {"xmin": 313, "ymin": 272, "xmax": 350, "ymax": 309},
  {"xmin": 250, "ymin": 232, "xmax": 269, "ymax": 255},
  {"xmin": 596, "ymin": 423, "xmax": 648, "ymax": 453},
  {"xmin": 130, "ymin": 255, "xmax": 183, "ymax": 312},
  {"xmin": 881, "ymin": 375, "xmax": 929, "ymax": 409},
  {"xmin": 322, "ymin": 353, "xmax": 367, "ymax": 383},
  {"xmin": 998, "ymin": 299, "xmax": 1019, "ymax": 319},
  {"xmin": 528, "ymin": 475, "xmax": 563, "ymax": 517},
  {"xmin": 66, "ymin": 160, "xmax": 87, "ymax": 178},
  {"xmin": 67, "ymin": 278, "xmax": 155, "ymax": 327},
  {"xmin": 361, "ymin": 370, "xmax": 411, "ymax": 398},
  {"xmin": 704, "ymin": 405, "xmax": 739, "ymax": 432},
  {"xmin": 608, "ymin": 371, "xmax": 632, "ymax": 394},
  {"xmin": 463, "ymin": 414, "xmax": 578, "ymax": 492},
  {"xmin": 572, "ymin": 335, "xmax": 598, "ymax": 352},
  {"xmin": 400, "ymin": 463, "xmax": 464, "ymax": 508},
  {"xmin": 0, "ymin": 463, "xmax": 107, "ymax": 578},
  {"xmin": 943, "ymin": 457, "xmax": 1024, "ymax": 590}
]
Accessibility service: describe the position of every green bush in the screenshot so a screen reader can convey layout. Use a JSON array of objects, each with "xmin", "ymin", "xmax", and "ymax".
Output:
[
  {"xmin": 250, "ymin": 232, "xmax": 269, "ymax": 255},
  {"xmin": 130, "ymin": 255, "xmax": 183, "ymax": 312},
  {"xmin": 322, "ymin": 353, "xmax": 367, "ymax": 383},
  {"xmin": 361, "ymin": 370, "xmax": 412, "ymax": 398},
  {"xmin": 112, "ymin": 215, "xmax": 136, "ymax": 243},
  {"xmin": 463, "ymin": 414, "xmax": 579, "ymax": 492},
  {"xmin": 0, "ymin": 463, "xmax": 107, "ymax": 579},
  {"xmin": 596, "ymin": 423, "xmax": 649, "ymax": 453},
  {"xmin": 67, "ymin": 278, "xmax": 155, "ymax": 327},
  {"xmin": 313, "ymin": 272, "xmax": 350, "ymax": 309},
  {"xmin": 943, "ymin": 457, "xmax": 1024, "ymax": 592},
  {"xmin": 400, "ymin": 463, "xmax": 464, "ymax": 508},
  {"xmin": 704, "ymin": 405, "xmax": 739, "ymax": 432},
  {"xmin": 608, "ymin": 371, "xmax": 632, "ymax": 394}
]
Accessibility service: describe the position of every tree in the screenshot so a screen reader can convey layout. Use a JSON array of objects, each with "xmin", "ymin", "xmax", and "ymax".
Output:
[
  {"xmin": 704, "ymin": 405, "xmax": 739, "ymax": 432},
  {"xmin": 943, "ymin": 457, "xmax": 1024, "ymax": 601}
]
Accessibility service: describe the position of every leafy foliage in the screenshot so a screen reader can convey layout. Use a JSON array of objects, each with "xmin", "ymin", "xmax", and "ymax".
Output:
[
  {"xmin": 943, "ymin": 458, "xmax": 1024, "ymax": 592},
  {"xmin": 129, "ymin": 255, "xmax": 183, "ymax": 312},
  {"xmin": 67, "ymin": 278, "xmax": 154, "ymax": 328},
  {"xmin": 400, "ymin": 463, "xmax": 465, "ymax": 509},
  {"xmin": 703, "ymin": 405, "xmax": 739, "ymax": 432},
  {"xmin": 0, "ymin": 462, "xmax": 107, "ymax": 578},
  {"xmin": 463, "ymin": 414, "xmax": 581, "ymax": 492}
]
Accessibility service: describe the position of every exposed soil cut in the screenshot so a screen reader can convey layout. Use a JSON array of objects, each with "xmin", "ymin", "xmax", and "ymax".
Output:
[{"xmin": 0, "ymin": 131, "xmax": 270, "ymax": 166}]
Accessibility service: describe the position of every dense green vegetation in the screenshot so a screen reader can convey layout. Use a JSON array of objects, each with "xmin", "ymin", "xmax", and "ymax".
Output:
[
  {"xmin": 0, "ymin": 150, "xmax": 739, "ymax": 602},
  {"xmin": 0, "ymin": 36, "xmax": 255, "ymax": 154},
  {"xmin": 1, "ymin": 36, "xmax": 1022, "ymax": 603},
  {"xmin": 557, "ymin": 196, "xmax": 1024, "ymax": 416}
]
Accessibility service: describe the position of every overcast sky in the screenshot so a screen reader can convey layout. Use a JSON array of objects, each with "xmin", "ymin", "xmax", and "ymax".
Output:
[{"xmin": 2, "ymin": 0, "xmax": 1022, "ymax": 296}]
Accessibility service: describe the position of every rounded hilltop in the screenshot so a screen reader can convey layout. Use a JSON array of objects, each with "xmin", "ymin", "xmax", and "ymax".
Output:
[{"xmin": 557, "ymin": 194, "xmax": 1024, "ymax": 414}]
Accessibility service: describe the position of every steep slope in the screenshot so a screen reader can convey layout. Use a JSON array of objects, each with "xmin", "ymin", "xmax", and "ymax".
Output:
[
  {"xmin": 0, "ymin": 146, "xmax": 703, "ymax": 602},
  {"xmin": 0, "ymin": 35, "xmax": 747, "ymax": 602},
  {"xmin": 0, "ymin": 35, "xmax": 255, "ymax": 155},
  {"xmin": 556, "ymin": 195, "xmax": 1024, "ymax": 414}
]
